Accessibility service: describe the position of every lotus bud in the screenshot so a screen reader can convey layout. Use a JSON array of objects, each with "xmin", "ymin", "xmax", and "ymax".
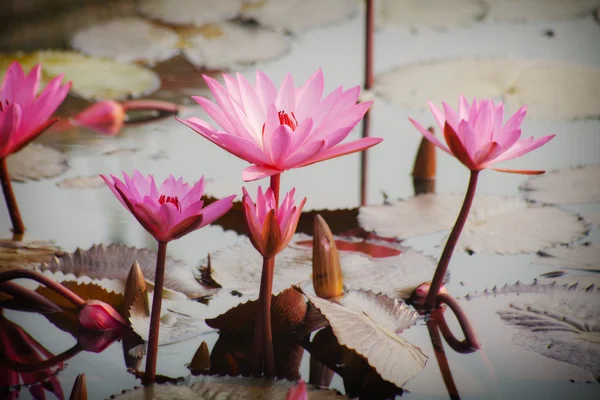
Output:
[
  {"xmin": 409, "ymin": 282, "xmax": 449, "ymax": 310},
  {"xmin": 79, "ymin": 300, "xmax": 127, "ymax": 331},
  {"xmin": 69, "ymin": 374, "xmax": 87, "ymax": 400},
  {"xmin": 312, "ymin": 215, "xmax": 343, "ymax": 299},
  {"xmin": 188, "ymin": 341, "xmax": 210, "ymax": 375},
  {"xmin": 412, "ymin": 127, "xmax": 437, "ymax": 196},
  {"xmin": 286, "ymin": 380, "xmax": 308, "ymax": 400},
  {"xmin": 121, "ymin": 260, "xmax": 150, "ymax": 320},
  {"xmin": 71, "ymin": 100, "xmax": 125, "ymax": 136}
]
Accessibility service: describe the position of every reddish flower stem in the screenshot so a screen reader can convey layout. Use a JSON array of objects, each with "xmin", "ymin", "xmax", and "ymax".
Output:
[
  {"xmin": 360, "ymin": 1, "xmax": 374, "ymax": 207},
  {"xmin": 425, "ymin": 170, "xmax": 479, "ymax": 311},
  {"xmin": 0, "ymin": 344, "xmax": 81, "ymax": 373},
  {"xmin": 436, "ymin": 292, "xmax": 481, "ymax": 352},
  {"xmin": 427, "ymin": 312, "xmax": 460, "ymax": 400},
  {"xmin": 360, "ymin": 111, "xmax": 371, "ymax": 207},
  {"xmin": 144, "ymin": 240, "xmax": 167, "ymax": 383},
  {"xmin": 0, "ymin": 281, "xmax": 62, "ymax": 313},
  {"xmin": 253, "ymin": 256, "xmax": 275, "ymax": 378},
  {"xmin": 0, "ymin": 269, "xmax": 85, "ymax": 308},
  {"xmin": 0, "ymin": 158, "xmax": 25, "ymax": 234},
  {"xmin": 270, "ymin": 173, "xmax": 281, "ymax": 205}
]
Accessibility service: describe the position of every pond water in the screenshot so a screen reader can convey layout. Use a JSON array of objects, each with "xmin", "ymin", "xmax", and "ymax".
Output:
[{"xmin": 2, "ymin": 2, "xmax": 600, "ymax": 399}]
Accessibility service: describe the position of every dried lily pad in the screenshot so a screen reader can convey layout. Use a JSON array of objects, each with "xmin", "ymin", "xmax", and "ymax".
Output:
[
  {"xmin": 303, "ymin": 290, "xmax": 426, "ymax": 388},
  {"xmin": 71, "ymin": 17, "xmax": 180, "ymax": 65},
  {"xmin": 41, "ymin": 244, "xmax": 215, "ymax": 299},
  {"xmin": 56, "ymin": 175, "xmax": 105, "ymax": 189},
  {"xmin": 535, "ymin": 244, "xmax": 600, "ymax": 272},
  {"xmin": 497, "ymin": 292, "xmax": 600, "ymax": 379},
  {"xmin": 486, "ymin": 0, "xmax": 600, "ymax": 22},
  {"xmin": 0, "ymin": 51, "xmax": 160, "ymax": 100},
  {"xmin": 114, "ymin": 375, "xmax": 341, "ymax": 399},
  {"xmin": 204, "ymin": 235, "xmax": 436, "ymax": 299},
  {"xmin": 241, "ymin": 0, "xmax": 358, "ymax": 34},
  {"xmin": 521, "ymin": 166, "xmax": 600, "ymax": 205},
  {"xmin": 377, "ymin": 0, "xmax": 486, "ymax": 28},
  {"xmin": 7, "ymin": 144, "xmax": 69, "ymax": 182},
  {"xmin": 181, "ymin": 22, "xmax": 289, "ymax": 70},
  {"xmin": 375, "ymin": 59, "xmax": 600, "ymax": 120},
  {"xmin": 359, "ymin": 194, "xmax": 586, "ymax": 254},
  {"xmin": 459, "ymin": 279, "xmax": 599, "ymax": 300},
  {"xmin": 139, "ymin": 0, "xmax": 242, "ymax": 27},
  {"xmin": 0, "ymin": 239, "xmax": 62, "ymax": 271}
]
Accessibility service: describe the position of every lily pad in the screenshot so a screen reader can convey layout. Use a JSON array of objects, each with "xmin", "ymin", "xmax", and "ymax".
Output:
[
  {"xmin": 486, "ymin": 0, "xmax": 600, "ymax": 22},
  {"xmin": 203, "ymin": 235, "xmax": 436, "ymax": 299},
  {"xmin": 181, "ymin": 22, "xmax": 289, "ymax": 70},
  {"xmin": 0, "ymin": 239, "xmax": 63, "ymax": 271},
  {"xmin": 583, "ymin": 212, "xmax": 600, "ymax": 226},
  {"xmin": 41, "ymin": 244, "xmax": 215, "ymax": 299},
  {"xmin": 536, "ymin": 244, "xmax": 600, "ymax": 272},
  {"xmin": 0, "ymin": 51, "xmax": 161, "ymax": 101},
  {"xmin": 377, "ymin": 0, "xmax": 486, "ymax": 28},
  {"xmin": 303, "ymin": 290, "xmax": 427, "ymax": 388},
  {"xmin": 241, "ymin": 0, "xmax": 358, "ymax": 34},
  {"xmin": 521, "ymin": 166, "xmax": 600, "ymax": 205},
  {"xmin": 36, "ymin": 280, "xmax": 123, "ymax": 310},
  {"xmin": 138, "ymin": 0, "xmax": 243, "ymax": 26},
  {"xmin": 56, "ymin": 175, "xmax": 106, "ymax": 189},
  {"xmin": 7, "ymin": 144, "xmax": 69, "ymax": 182},
  {"xmin": 359, "ymin": 194, "xmax": 586, "ymax": 254},
  {"xmin": 71, "ymin": 17, "xmax": 181, "ymax": 65},
  {"xmin": 375, "ymin": 59, "xmax": 600, "ymax": 120}
]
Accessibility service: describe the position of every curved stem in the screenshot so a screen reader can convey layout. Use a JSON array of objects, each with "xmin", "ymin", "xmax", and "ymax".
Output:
[
  {"xmin": 427, "ymin": 313, "xmax": 460, "ymax": 400},
  {"xmin": 425, "ymin": 170, "xmax": 479, "ymax": 311},
  {"xmin": 0, "ymin": 344, "xmax": 81, "ymax": 373},
  {"xmin": 0, "ymin": 269, "xmax": 85, "ymax": 308},
  {"xmin": 436, "ymin": 293, "xmax": 481, "ymax": 353},
  {"xmin": 1, "ymin": 158, "xmax": 25, "ymax": 234},
  {"xmin": 0, "ymin": 281, "xmax": 62, "ymax": 313},
  {"xmin": 144, "ymin": 240, "xmax": 167, "ymax": 384}
]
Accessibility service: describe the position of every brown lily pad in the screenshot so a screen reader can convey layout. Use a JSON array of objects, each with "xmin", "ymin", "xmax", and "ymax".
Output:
[
  {"xmin": 35, "ymin": 281, "xmax": 123, "ymax": 310},
  {"xmin": 7, "ymin": 144, "xmax": 69, "ymax": 182},
  {"xmin": 56, "ymin": 175, "xmax": 105, "ymax": 189},
  {"xmin": 0, "ymin": 239, "xmax": 63, "ymax": 271}
]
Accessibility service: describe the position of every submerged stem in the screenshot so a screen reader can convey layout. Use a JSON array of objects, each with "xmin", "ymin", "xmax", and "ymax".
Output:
[
  {"xmin": 425, "ymin": 170, "xmax": 479, "ymax": 311},
  {"xmin": 436, "ymin": 293, "xmax": 481, "ymax": 352},
  {"xmin": 144, "ymin": 240, "xmax": 168, "ymax": 383},
  {"xmin": 0, "ymin": 157, "xmax": 25, "ymax": 234}
]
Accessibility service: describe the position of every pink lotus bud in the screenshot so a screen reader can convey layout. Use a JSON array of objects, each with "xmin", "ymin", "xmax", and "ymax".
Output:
[
  {"xmin": 71, "ymin": 100, "xmax": 125, "ymax": 136},
  {"xmin": 411, "ymin": 282, "xmax": 449, "ymax": 310},
  {"xmin": 79, "ymin": 300, "xmax": 127, "ymax": 331},
  {"xmin": 286, "ymin": 381, "xmax": 308, "ymax": 400}
]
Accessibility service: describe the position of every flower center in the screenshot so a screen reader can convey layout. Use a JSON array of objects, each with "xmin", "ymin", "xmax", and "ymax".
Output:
[
  {"xmin": 278, "ymin": 111, "xmax": 298, "ymax": 131},
  {"xmin": 158, "ymin": 195, "xmax": 181, "ymax": 212}
]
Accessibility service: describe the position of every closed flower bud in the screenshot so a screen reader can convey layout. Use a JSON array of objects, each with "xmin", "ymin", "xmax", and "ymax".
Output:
[
  {"xmin": 79, "ymin": 300, "xmax": 127, "ymax": 331},
  {"xmin": 312, "ymin": 215, "xmax": 343, "ymax": 299}
]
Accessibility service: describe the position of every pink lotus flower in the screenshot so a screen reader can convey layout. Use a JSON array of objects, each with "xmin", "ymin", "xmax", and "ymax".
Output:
[
  {"xmin": 178, "ymin": 69, "xmax": 382, "ymax": 181},
  {"xmin": 0, "ymin": 61, "xmax": 71, "ymax": 158},
  {"xmin": 409, "ymin": 95, "xmax": 555, "ymax": 174},
  {"xmin": 101, "ymin": 170, "xmax": 235, "ymax": 243},
  {"xmin": 79, "ymin": 300, "xmax": 127, "ymax": 331},
  {"xmin": 243, "ymin": 186, "xmax": 305, "ymax": 258},
  {"xmin": 70, "ymin": 100, "xmax": 125, "ymax": 135}
]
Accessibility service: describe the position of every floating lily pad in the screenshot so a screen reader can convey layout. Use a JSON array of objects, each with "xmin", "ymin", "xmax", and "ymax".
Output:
[
  {"xmin": 536, "ymin": 244, "xmax": 600, "ymax": 272},
  {"xmin": 0, "ymin": 51, "xmax": 161, "ymax": 101},
  {"xmin": 377, "ymin": 0, "xmax": 486, "ymax": 28},
  {"xmin": 36, "ymin": 280, "xmax": 123, "ymax": 310},
  {"xmin": 204, "ymin": 235, "xmax": 436, "ymax": 299},
  {"xmin": 497, "ymin": 292, "xmax": 600, "ymax": 380},
  {"xmin": 359, "ymin": 194, "xmax": 586, "ymax": 254},
  {"xmin": 138, "ymin": 0, "xmax": 243, "ymax": 26},
  {"xmin": 7, "ymin": 144, "xmax": 69, "ymax": 182},
  {"xmin": 56, "ymin": 175, "xmax": 105, "ymax": 189},
  {"xmin": 114, "ymin": 375, "xmax": 341, "ymax": 399},
  {"xmin": 181, "ymin": 22, "xmax": 289, "ymax": 70},
  {"xmin": 41, "ymin": 244, "xmax": 215, "ymax": 299},
  {"xmin": 241, "ymin": 0, "xmax": 358, "ymax": 34},
  {"xmin": 71, "ymin": 17, "xmax": 181, "ymax": 65},
  {"xmin": 0, "ymin": 239, "xmax": 63, "ymax": 271},
  {"xmin": 583, "ymin": 212, "xmax": 600, "ymax": 226},
  {"xmin": 486, "ymin": 0, "xmax": 600, "ymax": 22},
  {"xmin": 459, "ymin": 279, "xmax": 599, "ymax": 300},
  {"xmin": 521, "ymin": 166, "xmax": 600, "ymax": 205},
  {"xmin": 303, "ymin": 290, "xmax": 426, "ymax": 388},
  {"xmin": 540, "ymin": 274, "xmax": 600, "ymax": 289},
  {"xmin": 375, "ymin": 59, "xmax": 600, "ymax": 120}
]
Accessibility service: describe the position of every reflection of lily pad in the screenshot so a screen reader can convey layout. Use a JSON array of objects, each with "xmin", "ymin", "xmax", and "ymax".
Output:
[
  {"xmin": 56, "ymin": 175, "xmax": 105, "ymax": 189},
  {"xmin": 359, "ymin": 194, "xmax": 586, "ymax": 254},
  {"xmin": 303, "ymin": 290, "xmax": 426, "ymax": 388},
  {"xmin": 0, "ymin": 51, "xmax": 160, "ymax": 100},
  {"xmin": 241, "ymin": 0, "xmax": 358, "ymax": 34},
  {"xmin": 7, "ymin": 144, "xmax": 69, "ymax": 182},
  {"xmin": 138, "ymin": 0, "xmax": 243, "ymax": 27},
  {"xmin": 377, "ymin": 0, "xmax": 486, "ymax": 28},
  {"xmin": 536, "ymin": 244, "xmax": 600, "ymax": 272},
  {"xmin": 182, "ymin": 22, "xmax": 289, "ymax": 70},
  {"xmin": 71, "ymin": 17, "xmax": 180, "ymax": 65},
  {"xmin": 486, "ymin": 0, "xmax": 600, "ymax": 22},
  {"xmin": 0, "ymin": 239, "xmax": 63, "ymax": 271},
  {"xmin": 375, "ymin": 59, "xmax": 600, "ymax": 120},
  {"xmin": 41, "ymin": 244, "xmax": 215, "ymax": 299},
  {"xmin": 521, "ymin": 166, "xmax": 600, "ymax": 205}
]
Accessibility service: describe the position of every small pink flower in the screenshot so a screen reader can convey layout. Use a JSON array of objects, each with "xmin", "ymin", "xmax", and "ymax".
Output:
[
  {"xmin": 71, "ymin": 100, "xmax": 125, "ymax": 135},
  {"xmin": 286, "ymin": 380, "xmax": 308, "ymax": 400},
  {"xmin": 243, "ymin": 186, "xmax": 305, "ymax": 258},
  {"xmin": 78, "ymin": 300, "xmax": 127, "ymax": 331},
  {"xmin": 409, "ymin": 95, "xmax": 555, "ymax": 174},
  {"xmin": 101, "ymin": 170, "xmax": 235, "ymax": 243},
  {"xmin": 0, "ymin": 61, "xmax": 71, "ymax": 158},
  {"xmin": 178, "ymin": 69, "xmax": 382, "ymax": 181}
]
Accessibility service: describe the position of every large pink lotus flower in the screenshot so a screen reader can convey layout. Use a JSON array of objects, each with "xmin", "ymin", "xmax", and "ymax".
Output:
[
  {"xmin": 101, "ymin": 170, "xmax": 235, "ymax": 243},
  {"xmin": 178, "ymin": 69, "xmax": 382, "ymax": 181},
  {"xmin": 243, "ymin": 186, "xmax": 305, "ymax": 258},
  {"xmin": 409, "ymin": 95, "xmax": 555, "ymax": 174},
  {"xmin": 79, "ymin": 300, "xmax": 127, "ymax": 331},
  {"xmin": 0, "ymin": 61, "xmax": 71, "ymax": 158}
]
